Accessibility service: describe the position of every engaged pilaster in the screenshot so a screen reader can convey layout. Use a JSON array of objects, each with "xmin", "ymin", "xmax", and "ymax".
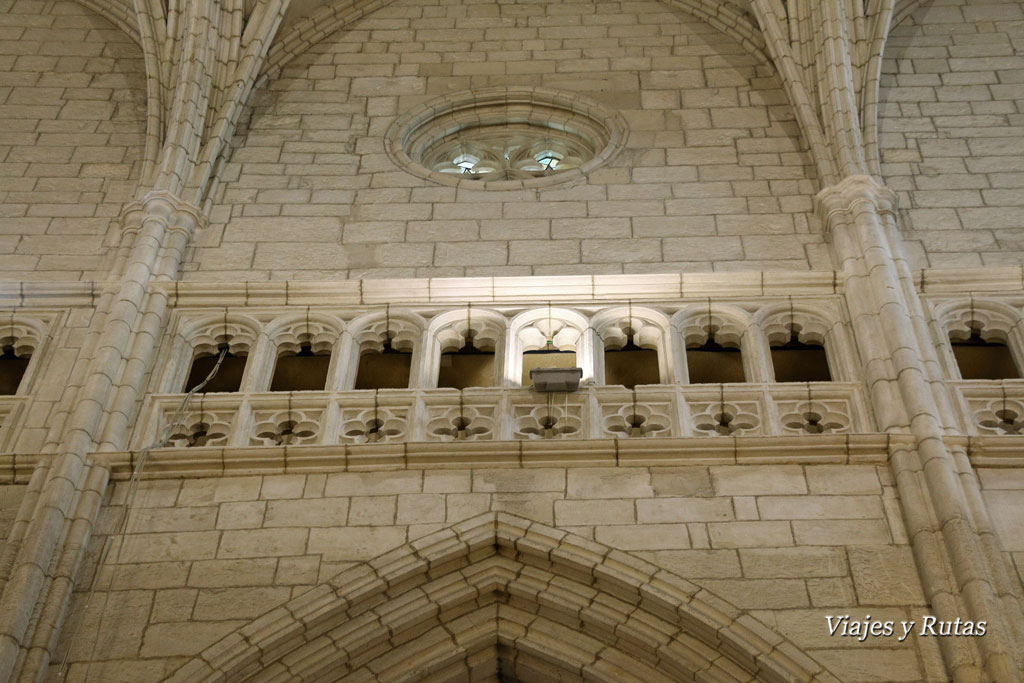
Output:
[{"xmin": 818, "ymin": 175, "xmax": 1024, "ymax": 682}]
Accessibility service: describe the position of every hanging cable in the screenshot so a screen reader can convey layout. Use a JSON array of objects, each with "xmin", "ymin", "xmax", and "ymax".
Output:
[
  {"xmin": 458, "ymin": 389, "xmax": 465, "ymax": 439},
  {"xmin": 59, "ymin": 346, "xmax": 229, "ymax": 680},
  {"xmin": 789, "ymin": 295, "xmax": 798, "ymax": 343},
  {"xmin": 628, "ymin": 299, "xmax": 633, "ymax": 344},
  {"xmin": 705, "ymin": 297, "xmax": 714, "ymax": 344},
  {"xmin": 546, "ymin": 302, "xmax": 554, "ymax": 346}
]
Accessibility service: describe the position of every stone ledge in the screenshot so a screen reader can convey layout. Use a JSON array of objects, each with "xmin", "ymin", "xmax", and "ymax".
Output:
[
  {"xmin": 7, "ymin": 435, "xmax": 1023, "ymax": 482},
  {"xmin": 915, "ymin": 266, "xmax": 1024, "ymax": 294},
  {"xmin": 0, "ymin": 434, "xmax": 892, "ymax": 482},
  {"xmin": 159, "ymin": 272, "xmax": 842, "ymax": 306},
  {"xmin": 4, "ymin": 267, "xmax": 1023, "ymax": 309}
]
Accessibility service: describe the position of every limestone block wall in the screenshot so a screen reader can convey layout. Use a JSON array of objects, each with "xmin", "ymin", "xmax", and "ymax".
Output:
[
  {"xmin": 881, "ymin": 0, "xmax": 1024, "ymax": 269},
  {"xmin": 0, "ymin": 484, "xmax": 25, "ymax": 541},
  {"xmin": 0, "ymin": 0, "xmax": 146, "ymax": 281},
  {"xmin": 58, "ymin": 463, "xmax": 941, "ymax": 682},
  {"xmin": 187, "ymin": 0, "xmax": 827, "ymax": 281},
  {"xmin": 5, "ymin": 306, "xmax": 99, "ymax": 455},
  {"xmin": 978, "ymin": 468, "xmax": 1024, "ymax": 591}
]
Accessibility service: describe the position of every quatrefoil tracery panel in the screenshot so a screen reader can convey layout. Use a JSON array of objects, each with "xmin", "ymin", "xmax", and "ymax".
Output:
[
  {"xmin": 972, "ymin": 397, "xmax": 1024, "ymax": 435},
  {"xmin": 167, "ymin": 411, "xmax": 233, "ymax": 448},
  {"xmin": 340, "ymin": 405, "xmax": 409, "ymax": 444},
  {"xmin": 513, "ymin": 403, "xmax": 583, "ymax": 440},
  {"xmin": 777, "ymin": 400, "xmax": 852, "ymax": 435},
  {"xmin": 690, "ymin": 400, "xmax": 762, "ymax": 437},
  {"xmin": 250, "ymin": 409, "xmax": 322, "ymax": 446},
  {"xmin": 602, "ymin": 402, "xmax": 672, "ymax": 438},
  {"xmin": 425, "ymin": 403, "xmax": 497, "ymax": 441}
]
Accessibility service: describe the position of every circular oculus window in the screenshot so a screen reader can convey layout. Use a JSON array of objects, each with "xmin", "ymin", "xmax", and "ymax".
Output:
[{"xmin": 385, "ymin": 87, "xmax": 628, "ymax": 189}]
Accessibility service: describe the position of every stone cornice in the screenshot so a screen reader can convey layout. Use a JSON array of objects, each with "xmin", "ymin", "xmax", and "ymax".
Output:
[
  {"xmin": 5, "ymin": 434, "xmax": 1020, "ymax": 483},
  {"xmin": 915, "ymin": 267, "xmax": 1024, "ymax": 294},
  {"xmin": 4, "ymin": 268, "xmax": 1024, "ymax": 308},
  {"xmin": 155, "ymin": 271, "xmax": 841, "ymax": 307},
  {"xmin": 29, "ymin": 434, "xmax": 894, "ymax": 482}
]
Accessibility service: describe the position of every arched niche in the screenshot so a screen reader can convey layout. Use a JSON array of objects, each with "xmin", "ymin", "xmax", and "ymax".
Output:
[
  {"xmin": 162, "ymin": 313, "xmax": 263, "ymax": 394},
  {"xmin": 0, "ymin": 315, "xmax": 49, "ymax": 396},
  {"xmin": 344, "ymin": 310, "xmax": 426, "ymax": 390},
  {"xmin": 754, "ymin": 302, "xmax": 861, "ymax": 383},
  {"xmin": 167, "ymin": 512, "xmax": 837, "ymax": 683},
  {"xmin": 672, "ymin": 304, "xmax": 766, "ymax": 385},
  {"xmin": 931, "ymin": 299, "xmax": 1024, "ymax": 382},
  {"xmin": 591, "ymin": 306, "xmax": 675, "ymax": 387},
  {"xmin": 260, "ymin": 312, "xmax": 346, "ymax": 392},
  {"xmin": 507, "ymin": 307, "xmax": 592, "ymax": 388},
  {"xmin": 423, "ymin": 308, "xmax": 508, "ymax": 389}
]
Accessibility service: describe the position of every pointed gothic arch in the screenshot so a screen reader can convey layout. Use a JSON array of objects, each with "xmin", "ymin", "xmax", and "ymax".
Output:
[
  {"xmin": 264, "ymin": 0, "xmax": 767, "ymax": 80},
  {"xmin": 71, "ymin": 0, "xmax": 142, "ymax": 44},
  {"xmin": 167, "ymin": 512, "xmax": 837, "ymax": 683}
]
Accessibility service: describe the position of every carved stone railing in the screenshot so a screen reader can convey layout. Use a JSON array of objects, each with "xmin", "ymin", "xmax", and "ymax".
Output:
[
  {"xmin": 132, "ymin": 383, "xmax": 873, "ymax": 450},
  {"xmin": 951, "ymin": 381, "xmax": 1024, "ymax": 436}
]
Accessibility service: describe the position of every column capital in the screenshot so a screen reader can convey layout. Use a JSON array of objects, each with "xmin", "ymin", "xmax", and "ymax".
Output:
[
  {"xmin": 814, "ymin": 175, "xmax": 899, "ymax": 229},
  {"xmin": 119, "ymin": 190, "xmax": 205, "ymax": 239}
]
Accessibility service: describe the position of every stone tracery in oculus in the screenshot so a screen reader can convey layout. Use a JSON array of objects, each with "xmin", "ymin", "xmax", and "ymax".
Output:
[{"xmin": 424, "ymin": 125, "xmax": 592, "ymax": 181}]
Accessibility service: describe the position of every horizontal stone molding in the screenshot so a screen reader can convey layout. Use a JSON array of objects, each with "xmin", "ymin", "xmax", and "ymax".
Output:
[
  {"xmin": 4, "ymin": 268, "xmax": 1024, "ymax": 309},
  {"xmin": 157, "ymin": 272, "xmax": 843, "ymax": 307},
  {"xmin": 9, "ymin": 434, "xmax": 1023, "ymax": 482},
  {"xmin": 1, "ymin": 434, "xmax": 894, "ymax": 483}
]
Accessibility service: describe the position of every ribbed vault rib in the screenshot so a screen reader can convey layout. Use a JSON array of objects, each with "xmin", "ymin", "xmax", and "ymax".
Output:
[
  {"xmin": 262, "ymin": 0, "xmax": 769, "ymax": 81},
  {"xmin": 72, "ymin": 0, "xmax": 142, "ymax": 44},
  {"xmin": 130, "ymin": 0, "xmax": 291, "ymax": 202},
  {"xmin": 750, "ymin": 0, "xmax": 908, "ymax": 186}
]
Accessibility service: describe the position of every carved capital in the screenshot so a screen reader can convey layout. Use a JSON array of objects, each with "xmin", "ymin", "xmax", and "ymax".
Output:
[
  {"xmin": 119, "ymin": 190, "xmax": 205, "ymax": 240},
  {"xmin": 814, "ymin": 175, "xmax": 899, "ymax": 230}
]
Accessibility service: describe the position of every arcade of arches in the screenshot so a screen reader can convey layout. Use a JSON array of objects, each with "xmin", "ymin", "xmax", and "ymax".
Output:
[{"xmin": 0, "ymin": 0, "xmax": 1023, "ymax": 682}]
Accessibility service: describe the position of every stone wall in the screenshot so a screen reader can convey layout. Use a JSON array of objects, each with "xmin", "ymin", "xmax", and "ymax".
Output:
[
  {"xmin": 186, "ymin": 0, "xmax": 827, "ymax": 281},
  {"xmin": 0, "ymin": 0, "xmax": 146, "ymax": 281},
  {"xmin": 8, "ymin": 306, "xmax": 97, "ymax": 455},
  {"xmin": 978, "ymin": 467, "xmax": 1024, "ymax": 590},
  {"xmin": 881, "ymin": 0, "xmax": 1024, "ymax": 269},
  {"xmin": 58, "ymin": 463, "xmax": 941, "ymax": 682},
  {"xmin": 0, "ymin": 485, "xmax": 25, "ymax": 541}
]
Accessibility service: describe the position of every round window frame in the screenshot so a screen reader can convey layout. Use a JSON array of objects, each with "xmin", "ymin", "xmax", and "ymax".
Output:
[{"xmin": 385, "ymin": 87, "xmax": 629, "ymax": 190}]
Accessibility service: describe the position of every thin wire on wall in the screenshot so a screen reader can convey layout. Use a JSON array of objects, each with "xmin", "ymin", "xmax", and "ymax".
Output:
[{"xmin": 58, "ymin": 347, "xmax": 229, "ymax": 680}]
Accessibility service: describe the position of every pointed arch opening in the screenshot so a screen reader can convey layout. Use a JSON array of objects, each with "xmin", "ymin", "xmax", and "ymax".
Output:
[{"xmin": 168, "ymin": 512, "xmax": 837, "ymax": 683}]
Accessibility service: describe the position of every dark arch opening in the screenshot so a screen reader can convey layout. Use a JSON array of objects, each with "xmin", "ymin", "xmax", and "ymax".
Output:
[
  {"xmin": 951, "ymin": 325, "xmax": 1020, "ymax": 380},
  {"xmin": 686, "ymin": 327, "xmax": 744, "ymax": 384}
]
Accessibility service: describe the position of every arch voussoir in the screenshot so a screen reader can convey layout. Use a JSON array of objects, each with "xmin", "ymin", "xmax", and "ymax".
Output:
[{"xmin": 166, "ymin": 512, "xmax": 839, "ymax": 683}]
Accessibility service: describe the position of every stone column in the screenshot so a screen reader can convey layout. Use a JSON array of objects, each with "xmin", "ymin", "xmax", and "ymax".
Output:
[
  {"xmin": 818, "ymin": 175, "xmax": 1024, "ymax": 682},
  {"xmin": 0, "ymin": 193, "xmax": 201, "ymax": 682},
  {"xmin": 0, "ymin": 1, "xmax": 289, "ymax": 676}
]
